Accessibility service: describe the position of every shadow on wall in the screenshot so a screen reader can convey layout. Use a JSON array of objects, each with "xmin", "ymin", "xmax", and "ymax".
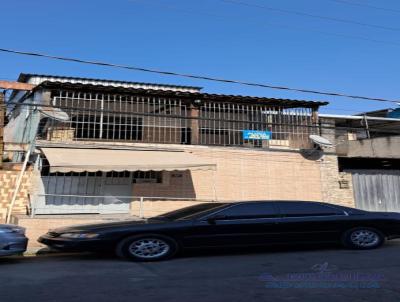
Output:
[
  {"xmin": 299, "ymin": 149, "xmax": 324, "ymax": 161},
  {"xmin": 132, "ymin": 170, "xmax": 196, "ymax": 199}
]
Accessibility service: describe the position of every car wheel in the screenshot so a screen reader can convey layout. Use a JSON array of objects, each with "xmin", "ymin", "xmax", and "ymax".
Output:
[
  {"xmin": 116, "ymin": 234, "xmax": 179, "ymax": 261},
  {"xmin": 342, "ymin": 227, "xmax": 385, "ymax": 249}
]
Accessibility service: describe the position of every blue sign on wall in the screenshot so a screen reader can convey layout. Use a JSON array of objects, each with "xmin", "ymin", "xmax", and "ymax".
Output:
[{"xmin": 243, "ymin": 130, "xmax": 272, "ymax": 140}]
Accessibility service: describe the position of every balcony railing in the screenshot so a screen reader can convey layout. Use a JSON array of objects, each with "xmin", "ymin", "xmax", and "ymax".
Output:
[{"xmin": 36, "ymin": 90, "xmax": 318, "ymax": 149}]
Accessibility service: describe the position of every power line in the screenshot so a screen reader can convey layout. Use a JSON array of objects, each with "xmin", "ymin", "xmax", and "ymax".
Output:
[
  {"xmin": 130, "ymin": 0, "xmax": 400, "ymax": 47},
  {"xmin": 328, "ymin": 0, "xmax": 400, "ymax": 14},
  {"xmin": 222, "ymin": 0, "xmax": 400, "ymax": 32},
  {"xmin": 0, "ymin": 47, "xmax": 399, "ymax": 104}
]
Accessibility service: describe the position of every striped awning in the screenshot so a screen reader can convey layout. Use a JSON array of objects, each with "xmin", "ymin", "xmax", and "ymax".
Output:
[{"xmin": 40, "ymin": 148, "xmax": 216, "ymax": 173}]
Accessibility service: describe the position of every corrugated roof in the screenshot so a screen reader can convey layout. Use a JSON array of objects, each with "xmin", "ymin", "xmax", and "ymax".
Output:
[
  {"xmin": 18, "ymin": 73, "xmax": 203, "ymax": 92},
  {"xmin": 35, "ymin": 81, "xmax": 328, "ymax": 108}
]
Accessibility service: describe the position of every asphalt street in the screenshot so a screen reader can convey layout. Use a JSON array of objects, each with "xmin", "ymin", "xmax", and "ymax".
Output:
[{"xmin": 1, "ymin": 241, "xmax": 400, "ymax": 302}]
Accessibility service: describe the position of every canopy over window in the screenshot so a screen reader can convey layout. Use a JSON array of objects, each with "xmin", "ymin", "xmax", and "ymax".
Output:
[{"xmin": 40, "ymin": 148, "xmax": 216, "ymax": 173}]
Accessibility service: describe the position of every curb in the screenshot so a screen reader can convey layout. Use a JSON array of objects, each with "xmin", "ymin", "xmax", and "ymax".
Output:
[{"xmin": 23, "ymin": 249, "xmax": 87, "ymax": 258}]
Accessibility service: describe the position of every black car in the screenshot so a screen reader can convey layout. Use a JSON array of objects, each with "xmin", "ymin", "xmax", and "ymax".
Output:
[{"xmin": 38, "ymin": 201, "xmax": 400, "ymax": 261}]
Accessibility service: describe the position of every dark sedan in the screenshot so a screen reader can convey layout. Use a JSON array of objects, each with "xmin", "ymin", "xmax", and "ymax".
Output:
[{"xmin": 38, "ymin": 201, "xmax": 400, "ymax": 261}]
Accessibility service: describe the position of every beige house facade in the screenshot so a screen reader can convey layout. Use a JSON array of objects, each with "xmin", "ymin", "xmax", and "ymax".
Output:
[{"xmin": 1, "ymin": 74, "xmax": 355, "ymax": 224}]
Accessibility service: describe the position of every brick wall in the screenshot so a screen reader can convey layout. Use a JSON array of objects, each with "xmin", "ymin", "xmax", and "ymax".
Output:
[
  {"xmin": 0, "ymin": 168, "xmax": 31, "ymax": 223},
  {"xmin": 46, "ymin": 127, "xmax": 74, "ymax": 141},
  {"xmin": 130, "ymin": 200, "xmax": 208, "ymax": 218},
  {"xmin": 0, "ymin": 93, "xmax": 32, "ymax": 222},
  {"xmin": 134, "ymin": 146, "xmax": 322, "ymax": 201},
  {"xmin": 131, "ymin": 148, "xmax": 355, "ymax": 217},
  {"xmin": 133, "ymin": 145, "xmax": 355, "ymax": 210},
  {"xmin": 133, "ymin": 170, "xmax": 196, "ymax": 198}
]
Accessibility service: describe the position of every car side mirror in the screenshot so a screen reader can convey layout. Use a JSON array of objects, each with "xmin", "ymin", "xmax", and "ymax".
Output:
[{"xmin": 207, "ymin": 214, "xmax": 227, "ymax": 224}]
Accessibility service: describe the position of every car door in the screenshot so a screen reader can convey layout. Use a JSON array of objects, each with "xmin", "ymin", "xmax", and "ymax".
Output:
[
  {"xmin": 275, "ymin": 201, "xmax": 349, "ymax": 244},
  {"xmin": 181, "ymin": 202, "xmax": 282, "ymax": 248}
]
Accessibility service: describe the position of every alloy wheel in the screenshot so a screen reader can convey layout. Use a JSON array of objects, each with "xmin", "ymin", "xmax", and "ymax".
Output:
[
  {"xmin": 128, "ymin": 238, "xmax": 170, "ymax": 259},
  {"xmin": 350, "ymin": 230, "xmax": 380, "ymax": 248}
]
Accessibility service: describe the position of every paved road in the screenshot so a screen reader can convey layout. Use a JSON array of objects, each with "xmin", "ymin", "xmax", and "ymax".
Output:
[{"xmin": 1, "ymin": 242, "xmax": 400, "ymax": 302}]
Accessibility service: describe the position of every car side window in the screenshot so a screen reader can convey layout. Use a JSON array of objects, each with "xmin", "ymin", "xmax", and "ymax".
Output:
[
  {"xmin": 216, "ymin": 203, "xmax": 278, "ymax": 219},
  {"xmin": 278, "ymin": 202, "xmax": 344, "ymax": 217}
]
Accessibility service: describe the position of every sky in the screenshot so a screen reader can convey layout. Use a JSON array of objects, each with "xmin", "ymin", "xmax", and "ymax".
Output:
[{"xmin": 1, "ymin": 0, "xmax": 400, "ymax": 114}]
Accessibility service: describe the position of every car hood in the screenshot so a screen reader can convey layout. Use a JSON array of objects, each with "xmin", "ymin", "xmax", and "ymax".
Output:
[{"xmin": 51, "ymin": 218, "xmax": 170, "ymax": 233}]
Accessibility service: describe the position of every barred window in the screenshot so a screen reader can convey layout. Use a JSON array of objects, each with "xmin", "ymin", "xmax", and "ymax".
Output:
[{"xmin": 133, "ymin": 171, "xmax": 162, "ymax": 184}]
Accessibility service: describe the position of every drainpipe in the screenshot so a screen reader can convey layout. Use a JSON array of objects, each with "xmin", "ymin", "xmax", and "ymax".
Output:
[
  {"xmin": 363, "ymin": 115, "xmax": 371, "ymax": 139},
  {"xmin": 212, "ymin": 169, "xmax": 217, "ymax": 202}
]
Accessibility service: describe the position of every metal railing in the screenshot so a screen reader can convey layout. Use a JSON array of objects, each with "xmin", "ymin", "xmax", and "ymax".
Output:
[
  {"xmin": 34, "ymin": 91, "xmax": 317, "ymax": 149},
  {"xmin": 31, "ymin": 194, "xmax": 225, "ymax": 219}
]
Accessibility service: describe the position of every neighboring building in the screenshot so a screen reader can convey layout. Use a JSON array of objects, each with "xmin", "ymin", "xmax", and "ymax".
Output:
[
  {"xmin": 2, "ymin": 73, "xmax": 359, "ymax": 222},
  {"xmin": 0, "ymin": 92, "xmax": 3, "ymax": 168},
  {"xmin": 320, "ymin": 111, "xmax": 400, "ymax": 213}
]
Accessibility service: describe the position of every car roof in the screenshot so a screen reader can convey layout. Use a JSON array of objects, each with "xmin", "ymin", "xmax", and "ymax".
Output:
[{"xmin": 235, "ymin": 200, "xmax": 327, "ymax": 204}]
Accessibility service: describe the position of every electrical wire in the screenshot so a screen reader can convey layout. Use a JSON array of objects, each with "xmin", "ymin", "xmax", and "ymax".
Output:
[
  {"xmin": 0, "ymin": 47, "xmax": 399, "ymax": 104},
  {"xmin": 328, "ymin": 0, "xmax": 400, "ymax": 14},
  {"xmin": 130, "ymin": 0, "xmax": 400, "ymax": 47},
  {"xmin": 222, "ymin": 0, "xmax": 400, "ymax": 31}
]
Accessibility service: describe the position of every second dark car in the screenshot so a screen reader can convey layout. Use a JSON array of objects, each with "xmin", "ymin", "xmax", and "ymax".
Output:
[
  {"xmin": 0, "ymin": 224, "xmax": 28, "ymax": 257},
  {"xmin": 38, "ymin": 201, "xmax": 400, "ymax": 261}
]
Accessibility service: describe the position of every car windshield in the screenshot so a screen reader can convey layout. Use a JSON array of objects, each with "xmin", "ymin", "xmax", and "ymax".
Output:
[{"xmin": 153, "ymin": 203, "xmax": 228, "ymax": 221}]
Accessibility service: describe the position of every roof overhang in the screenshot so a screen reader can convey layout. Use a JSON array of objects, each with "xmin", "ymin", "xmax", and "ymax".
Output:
[
  {"xmin": 17, "ymin": 73, "xmax": 203, "ymax": 92},
  {"xmin": 34, "ymin": 81, "xmax": 328, "ymax": 108}
]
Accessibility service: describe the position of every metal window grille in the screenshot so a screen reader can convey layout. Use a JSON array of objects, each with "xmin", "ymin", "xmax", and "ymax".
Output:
[
  {"xmin": 199, "ymin": 102, "xmax": 315, "ymax": 148},
  {"xmin": 40, "ymin": 90, "xmax": 189, "ymax": 144},
  {"xmin": 133, "ymin": 171, "xmax": 162, "ymax": 183},
  {"xmin": 38, "ymin": 90, "xmax": 316, "ymax": 149}
]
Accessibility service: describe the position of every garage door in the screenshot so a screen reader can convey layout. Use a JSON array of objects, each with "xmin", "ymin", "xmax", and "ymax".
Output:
[{"xmin": 351, "ymin": 170, "xmax": 400, "ymax": 212}]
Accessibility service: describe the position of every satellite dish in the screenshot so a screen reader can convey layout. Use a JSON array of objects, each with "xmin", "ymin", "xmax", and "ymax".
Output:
[
  {"xmin": 309, "ymin": 135, "xmax": 333, "ymax": 148},
  {"xmin": 38, "ymin": 107, "xmax": 69, "ymax": 121}
]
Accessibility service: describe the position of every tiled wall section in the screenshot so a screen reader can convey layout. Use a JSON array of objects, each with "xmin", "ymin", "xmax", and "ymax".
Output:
[
  {"xmin": 0, "ymin": 169, "xmax": 31, "ymax": 222},
  {"xmin": 320, "ymin": 154, "xmax": 354, "ymax": 207},
  {"xmin": 134, "ymin": 146, "xmax": 355, "ymax": 206}
]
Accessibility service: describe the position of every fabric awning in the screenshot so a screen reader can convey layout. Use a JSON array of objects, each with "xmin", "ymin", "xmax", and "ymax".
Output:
[{"xmin": 40, "ymin": 148, "xmax": 216, "ymax": 173}]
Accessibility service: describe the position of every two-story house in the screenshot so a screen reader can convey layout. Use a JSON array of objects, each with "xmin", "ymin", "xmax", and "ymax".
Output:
[{"xmin": 3, "ymin": 73, "xmax": 353, "ymax": 220}]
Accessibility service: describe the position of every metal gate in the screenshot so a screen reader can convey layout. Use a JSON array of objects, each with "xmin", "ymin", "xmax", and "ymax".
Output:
[
  {"xmin": 34, "ymin": 172, "xmax": 132, "ymax": 214},
  {"xmin": 350, "ymin": 170, "xmax": 400, "ymax": 212}
]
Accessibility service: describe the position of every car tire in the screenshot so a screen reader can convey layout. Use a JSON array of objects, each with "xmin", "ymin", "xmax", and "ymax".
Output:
[
  {"xmin": 341, "ymin": 227, "xmax": 385, "ymax": 250},
  {"xmin": 115, "ymin": 234, "xmax": 179, "ymax": 262}
]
